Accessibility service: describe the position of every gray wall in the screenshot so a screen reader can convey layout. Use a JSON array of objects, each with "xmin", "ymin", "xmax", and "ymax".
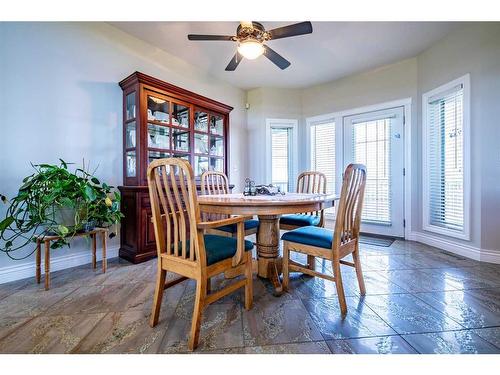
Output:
[
  {"xmin": 1, "ymin": 22, "xmax": 499, "ymax": 281},
  {"xmin": 246, "ymin": 87, "xmax": 302, "ymax": 184},
  {"xmin": 300, "ymin": 58, "xmax": 419, "ymax": 232},
  {"xmin": 0, "ymin": 22, "xmax": 248, "ymax": 271},
  {"xmin": 417, "ymin": 22, "xmax": 500, "ymax": 251},
  {"xmin": 247, "ymin": 23, "xmax": 500, "ymax": 255}
]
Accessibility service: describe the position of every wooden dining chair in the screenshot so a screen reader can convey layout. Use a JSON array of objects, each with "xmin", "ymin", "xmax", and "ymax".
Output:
[
  {"xmin": 201, "ymin": 170, "xmax": 259, "ymax": 238},
  {"xmin": 280, "ymin": 171, "xmax": 327, "ymax": 271},
  {"xmin": 279, "ymin": 171, "xmax": 327, "ymax": 230},
  {"xmin": 281, "ymin": 164, "xmax": 367, "ymax": 315},
  {"xmin": 147, "ymin": 158, "xmax": 253, "ymax": 351}
]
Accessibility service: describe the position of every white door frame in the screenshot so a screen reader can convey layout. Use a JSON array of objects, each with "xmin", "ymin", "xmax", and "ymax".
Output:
[
  {"xmin": 305, "ymin": 98, "xmax": 412, "ymax": 239},
  {"xmin": 265, "ymin": 118, "xmax": 299, "ymax": 191}
]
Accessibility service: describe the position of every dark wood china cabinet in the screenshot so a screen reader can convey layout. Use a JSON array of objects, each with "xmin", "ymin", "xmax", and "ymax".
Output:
[{"xmin": 118, "ymin": 72, "xmax": 233, "ymax": 263}]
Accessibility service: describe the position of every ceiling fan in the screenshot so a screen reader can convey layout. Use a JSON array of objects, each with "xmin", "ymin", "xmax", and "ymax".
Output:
[{"xmin": 187, "ymin": 21, "xmax": 313, "ymax": 71}]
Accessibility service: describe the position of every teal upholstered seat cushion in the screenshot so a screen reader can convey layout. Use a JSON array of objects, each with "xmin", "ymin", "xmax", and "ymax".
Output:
[
  {"xmin": 215, "ymin": 219, "xmax": 259, "ymax": 233},
  {"xmin": 203, "ymin": 234, "xmax": 254, "ymax": 265},
  {"xmin": 281, "ymin": 226, "xmax": 333, "ymax": 249},
  {"xmin": 280, "ymin": 214, "xmax": 321, "ymax": 227}
]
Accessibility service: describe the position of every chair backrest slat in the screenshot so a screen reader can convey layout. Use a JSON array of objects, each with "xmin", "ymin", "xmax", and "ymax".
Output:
[
  {"xmin": 201, "ymin": 171, "xmax": 230, "ymax": 222},
  {"xmin": 147, "ymin": 158, "xmax": 203, "ymax": 264},
  {"xmin": 296, "ymin": 171, "xmax": 327, "ymax": 224},
  {"xmin": 202, "ymin": 171, "xmax": 229, "ymax": 195},
  {"xmin": 333, "ymin": 164, "xmax": 367, "ymax": 251}
]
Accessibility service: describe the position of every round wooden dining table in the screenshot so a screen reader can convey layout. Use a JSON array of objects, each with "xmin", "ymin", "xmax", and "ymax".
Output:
[{"xmin": 197, "ymin": 192, "xmax": 338, "ymax": 295}]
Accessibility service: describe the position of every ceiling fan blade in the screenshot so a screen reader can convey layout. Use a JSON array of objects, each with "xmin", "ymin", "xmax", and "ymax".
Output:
[
  {"xmin": 225, "ymin": 52, "xmax": 243, "ymax": 71},
  {"xmin": 268, "ymin": 21, "xmax": 313, "ymax": 40},
  {"xmin": 187, "ymin": 34, "xmax": 234, "ymax": 41},
  {"xmin": 263, "ymin": 45, "xmax": 291, "ymax": 70}
]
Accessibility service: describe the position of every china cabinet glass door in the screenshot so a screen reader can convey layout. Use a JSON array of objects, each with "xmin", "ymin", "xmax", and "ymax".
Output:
[
  {"xmin": 125, "ymin": 92, "xmax": 137, "ymax": 177},
  {"xmin": 146, "ymin": 93, "xmax": 172, "ymax": 164},
  {"xmin": 209, "ymin": 114, "xmax": 224, "ymax": 173},
  {"xmin": 193, "ymin": 109, "xmax": 225, "ymax": 176}
]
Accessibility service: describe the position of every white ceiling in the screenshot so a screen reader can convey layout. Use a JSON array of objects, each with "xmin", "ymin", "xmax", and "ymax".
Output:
[{"xmin": 110, "ymin": 22, "xmax": 460, "ymax": 90}]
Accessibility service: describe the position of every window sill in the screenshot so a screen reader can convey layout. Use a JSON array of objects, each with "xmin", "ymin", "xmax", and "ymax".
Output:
[{"xmin": 423, "ymin": 223, "xmax": 470, "ymax": 241}]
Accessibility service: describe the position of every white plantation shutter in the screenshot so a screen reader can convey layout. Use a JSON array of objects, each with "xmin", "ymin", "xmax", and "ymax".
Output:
[
  {"xmin": 352, "ymin": 118, "xmax": 392, "ymax": 224},
  {"xmin": 310, "ymin": 122, "xmax": 335, "ymax": 194},
  {"xmin": 427, "ymin": 84, "xmax": 465, "ymax": 232},
  {"xmin": 271, "ymin": 127, "xmax": 293, "ymax": 192}
]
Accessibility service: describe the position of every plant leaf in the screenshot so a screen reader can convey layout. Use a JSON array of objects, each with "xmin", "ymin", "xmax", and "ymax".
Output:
[
  {"xmin": 91, "ymin": 177, "xmax": 100, "ymax": 185},
  {"xmin": 84, "ymin": 185, "xmax": 97, "ymax": 201},
  {"xmin": 59, "ymin": 159, "xmax": 68, "ymax": 169},
  {"xmin": 57, "ymin": 225, "xmax": 69, "ymax": 236},
  {"xmin": 0, "ymin": 216, "xmax": 15, "ymax": 231},
  {"xmin": 59, "ymin": 197, "xmax": 73, "ymax": 207}
]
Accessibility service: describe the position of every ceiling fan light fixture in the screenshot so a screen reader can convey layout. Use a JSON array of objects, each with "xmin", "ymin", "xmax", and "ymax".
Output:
[{"xmin": 237, "ymin": 39, "xmax": 264, "ymax": 60}]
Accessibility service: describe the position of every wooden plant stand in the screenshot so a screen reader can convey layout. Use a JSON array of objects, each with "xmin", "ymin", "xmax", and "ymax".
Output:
[{"xmin": 35, "ymin": 228, "xmax": 108, "ymax": 290}]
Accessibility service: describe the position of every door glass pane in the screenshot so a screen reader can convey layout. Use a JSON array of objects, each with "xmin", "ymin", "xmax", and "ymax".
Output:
[
  {"xmin": 126, "ymin": 150, "xmax": 136, "ymax": 177},
  {"xmin": 148, "ymin": 150, "xmax": 170, "ymax": 164},
  {"xmin": 210, "ymin": 136, "xmax": 224, "ymax": 156},
  {"xmin": 172, "ymin": 103, "xmax": 190, "ymax": 127},
  {"xmin": 148, "ymin": 124, "xmax": 170, "ymax": 149},
  {"xmin": 271, "ymin": 127, "xmax": 292, "ymax": 192},
  {"xmin": 172, "ymin": 129, "xmax": 190, "ymax": 152},
  {"xmin": 126, "ymin": 93, "xmax": 136, "ymax": 120},
  {"xmin": 210, "ymin": 158, "xmax": 223, "ymax": 172},
  {"xmin": 194, "ymin": 156, "xmax": 209, "ymax": 176},
  {"xmin": 194, "ymin": 111, "xmax": 208, "ymax": 132},
  {"xmin": 353, "ymin": 118, "xmax": 391, "ymax": 224},
  {"xmin": 126, "ymin": 121, "xmax": 136, "ymax": 148},
  {"xmin": 194, "ymin": 133, "xmax": 209, "ymax": 154},
  {"xmin": 210, "ymin": 114, "xmax": 224, "ymax": 135},
  {"xmin": 148, "ymin": 95, "xmax": 169, "ymax": 123}
]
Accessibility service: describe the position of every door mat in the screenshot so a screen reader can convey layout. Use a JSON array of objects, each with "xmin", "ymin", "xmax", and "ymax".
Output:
[{"xmin": 359, "ymin": 235, "xmax": 395, "ymax": 247}]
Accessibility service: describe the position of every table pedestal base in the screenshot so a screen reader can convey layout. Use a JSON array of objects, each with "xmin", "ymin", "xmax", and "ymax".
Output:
[{"xmin": 256, "ymin": 215, "xmax": 283, "ymax": 296}]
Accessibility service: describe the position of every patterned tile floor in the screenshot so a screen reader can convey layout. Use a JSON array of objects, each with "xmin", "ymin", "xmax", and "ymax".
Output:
[{"xmin": 0, "ymin": 239, "xmax": 499, "ymax": 354}]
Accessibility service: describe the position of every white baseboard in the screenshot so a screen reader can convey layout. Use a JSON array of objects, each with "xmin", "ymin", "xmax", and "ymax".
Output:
[
  {"xmin": 408, "ymin": 231, "xmax": 500, "ymax": 264},
  {"xmin": 0, "ymin": 246, "xmax": 119, "ymax": 284}
]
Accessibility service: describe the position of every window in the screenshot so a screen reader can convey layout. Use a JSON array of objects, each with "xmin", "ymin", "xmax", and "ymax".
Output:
[
  {"xmin": 423, "ymin": 74, "xmax": 470, "ymax": 240},
  {"xmin": 310, "ymin": 122, "xmax": 336, "ymax": 194},
  {"xmin": 266, "ymin": 119, "xmax": 298, "ymax": 193},
  {"xmin": 271, "ymin": 127, "xmax": 293, "ymax": 192}
]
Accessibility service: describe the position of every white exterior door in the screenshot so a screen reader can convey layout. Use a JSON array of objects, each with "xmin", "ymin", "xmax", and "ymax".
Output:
[{"xmin": 343, "ymin": 107, "xmax": 405, "ymax": 237}]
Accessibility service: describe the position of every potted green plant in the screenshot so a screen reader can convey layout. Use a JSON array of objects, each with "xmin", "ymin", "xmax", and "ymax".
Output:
[{"xmin": 0, "ymin": 159, "xmax": 123, "ymax": 260}]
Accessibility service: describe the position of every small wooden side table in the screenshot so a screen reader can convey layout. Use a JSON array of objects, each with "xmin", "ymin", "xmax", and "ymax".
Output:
[{"xmin": 35, "ymin": 228, "xmax": 108, "ymax": 290}]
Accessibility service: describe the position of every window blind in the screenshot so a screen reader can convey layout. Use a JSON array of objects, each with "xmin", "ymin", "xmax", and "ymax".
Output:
[
  {"xmin": 427, "ymin": 84, "xmax": 464, "ymax": 232},
  {"xmin": 352, "ymin": 118, "xmax": 392, "ymax": 224},
  {"xmin": 271, "ymin": 127, "xmax": 293, "ymax": 192},
  {"xmin": 310, "ymin": 122, "xmax": 336, "ymax": 195}
]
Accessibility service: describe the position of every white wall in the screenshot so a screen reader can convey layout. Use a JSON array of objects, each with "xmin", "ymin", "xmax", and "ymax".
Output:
[{"xmin": 0, "ymin": 22, "xmax": 248, "ymax": 279}]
